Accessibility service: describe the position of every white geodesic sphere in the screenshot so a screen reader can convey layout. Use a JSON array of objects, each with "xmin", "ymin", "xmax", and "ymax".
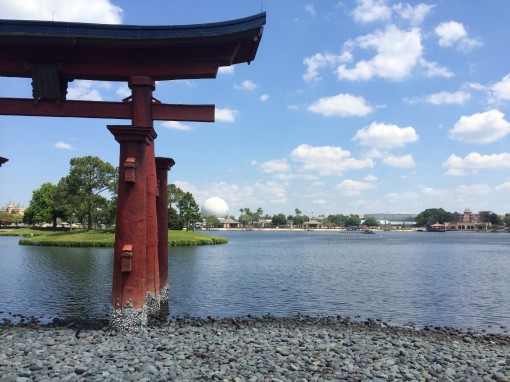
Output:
[{"xmin": 201, "ymin": 197, "xmax": 229, "ymax": 218}]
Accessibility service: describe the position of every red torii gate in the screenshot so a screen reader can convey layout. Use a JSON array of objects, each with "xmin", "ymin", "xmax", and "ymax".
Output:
[{"xmin": 0, "ymin": 14, "xmax": 265, "ymax": 329}]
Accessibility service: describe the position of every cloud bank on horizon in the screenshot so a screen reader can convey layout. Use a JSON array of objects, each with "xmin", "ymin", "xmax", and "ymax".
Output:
[{"xmin": 1, "ymin": 0, "xmax": 510, "ymax": 216}]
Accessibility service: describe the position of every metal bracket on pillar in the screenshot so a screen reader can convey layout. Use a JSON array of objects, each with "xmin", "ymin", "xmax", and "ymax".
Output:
[
  {"xmin": 121, "ymin": 244, "xmax": 133, "ymax": 272},
  {"xmin": 124, "ymin": 157, "xmax": 137, "ymax": 183}
]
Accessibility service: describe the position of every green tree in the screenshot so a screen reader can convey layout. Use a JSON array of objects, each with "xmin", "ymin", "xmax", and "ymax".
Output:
[
  {"xmin": 168, "ymin": 206, "xmax": 183, "ymax": 230},
  {"xmin": 238, "ymin": 207, "xmax": 263, "ymax": 227},
  {"xmin": 176, "ymin": 192, "xmax": 201, "ymax": 231},
  {"xmin": 345, "ymin": 215, "xmax": 361, "ymax": 228},
  {"xmin": 23, "ymin": 182, "xmax": 67, "ymax": 227},
  {"xmin": 363, "ymin": 216, "xmax": 379, "ymax": 227},
  {"xmin": 238, "ymin": 213, "xmax": 251, "ymax": 227},
  {"xmin": 168, "ymin": 184, "xmax": 185, "ymax": 207},
  {"xmin": 503, "ymin": 213, "xmax": 510, "ymax": 228},
  {"xmin": 0, "ymin": 211, "xmax": 23, "ymax": 226},
  {"xmin": 293, "ymin": 215, "xmax": 305, "ymax": 227},
  {"xmin": 415, "ymin": 208, "xmax": 454, "ymax": 227},
  {"xmin": 479, "ymin": 211, "xmax": 503, "ymax": 226},
  {"xmin": 167, "ymin": 184, "xmax": 186, "ymax": 230},
  {"xmin": 205, "ymin": 215, "xmax": 220, "ymax": 228},
  {"xmin": 100, "ymin": 196, "xmax": 117, "ymax": 228},
  {"xmin": 253, "ymin": 207, "xmax": 264, "ymax": 227},
  {"xmin": 61, "ymin": 156, "xmax": 116, "ymax": 230},
  {"xmin": 326, "ymin": 214, "xmax": 348, "ymax": 227},
  {"xmin": 271, "ymin": 213, "xmax": 287, "ymax": 227}
]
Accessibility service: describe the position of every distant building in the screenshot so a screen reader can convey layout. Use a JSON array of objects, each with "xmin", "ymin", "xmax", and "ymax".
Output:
[
  {"xmin": 1, "ymin": 200, "xmax": 25, "ymax": 216},
  {"xmin": 258, "ymin": 218, "xmax": 272, "ymax": 228},
  {"xmin": 304, "ymin": 219, "xmax": 322, "ymax": 229},
  {"xmin": 219, "ymin": 218, "xmax": 241, "ymax": 229},
  {"xmin": 445, "ymin": 221, "xmax": 490, "ymax": 231},
  {"xmin": 447, "ymin": 208, "xmax": 490, "ymax": 231},
  {"xmin": 364, "ymin": 213, "xmax": 416, "ymax": 226}
]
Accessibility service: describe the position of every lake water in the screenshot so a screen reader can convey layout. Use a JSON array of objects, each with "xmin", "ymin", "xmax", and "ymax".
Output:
[{"xmin": 1, "ymin": 230, "xmax": 509, "ymax": 332}]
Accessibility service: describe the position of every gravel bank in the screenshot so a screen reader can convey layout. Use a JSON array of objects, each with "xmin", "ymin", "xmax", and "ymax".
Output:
[{"xmin": 1, "ymin": 315, "xmax": 509, "ymax": 381}]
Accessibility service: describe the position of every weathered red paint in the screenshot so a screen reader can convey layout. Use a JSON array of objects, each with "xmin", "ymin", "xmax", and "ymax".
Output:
[
  {"xmin": 0, "ymin": 98, "xmax": 215, "ymax": 121},
  {"xmin": 125, "ymin": 77, "xmax": 160, "ymax": 308},
  {"xmin": 108, "ymin": 125, "xmax": 156, "ymax": 310},
  {"xmin": 155, "ymin": 157, "xmax": 175, "ymax": 294}
]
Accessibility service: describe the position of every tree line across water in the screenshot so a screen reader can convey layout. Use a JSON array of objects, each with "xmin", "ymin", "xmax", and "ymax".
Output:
[
  {"xmin": 0, "ymin": 156, "xmax": 201, "ymax": 231},
  {"xmin": 2, "ymin": 156, "xmax": 510, "ymax": 230}
]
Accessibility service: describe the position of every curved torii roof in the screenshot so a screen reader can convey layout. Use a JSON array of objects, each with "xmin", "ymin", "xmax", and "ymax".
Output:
[{"xmin": 0, "ymin": 13, "xmax": 266, "ymax": 81}]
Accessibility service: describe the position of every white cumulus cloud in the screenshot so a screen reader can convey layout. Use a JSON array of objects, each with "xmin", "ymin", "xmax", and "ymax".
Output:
[
  {"xmin": 215, "ymin": 108, "xmax": 239, "ymax": 123},
  {"xmin": 383, "ymin": 154, "xmax": 415, "ymax": 168},
  {"xmin": 491, "ymin": 73, "xmax": 510, "ymax": 103},
  {"xmin": 308, "ymin": 94, "xmax": 373, "ymax": 117},
  {"xmin": 435, "ymin": 21, "xmax": 481, "ymax": 52},
  {"xmin": 234, "ymin": 80, "xmax": 258, "ymax": 91},
  {"xmin": 258, "ymin": 159, "xmax": 291, "ymax": 174},
  {"xmin": 218, "ymin": 67, "xmax": 235, "ymax": 75},
  {"xmin": 353, "ymin": 122, "xmax": 419, "ymax": 149},
  {"xmin": 67, "ymin": 80, "xmax": 110, "ymax": 101},
  {"xmin": 335, "ymin": 179, "xmax": 376, "ymax": 196},
  {"xmin": 352, "ymin": 0, "xmax": 391, "ymax": 23},
  {"xmin": 443, "ymin": 152, "xmax": 510, "ymax": 176},
  {"xmin": 337, "ymin": 25, "xmax": 422, "ymax": 81},
  {"xmin": 305, "ymin": 4, "xmax": 316, "ymax": 17},
  {"xmin": 448, "ymin": 110, "xmax": 510, "ymax": 144},
  {"xmin": 384, "ymin": 191, "xmax": 419, "ymax": 201},
  {"xmin": 303, "ymin": 52, "xmax": 350, "ymax": 83},
  {"xmin": 0, "ymin": 0, "xmax": 122, "ymax": 23},
  {"xmin": 426, "ymin": 91, "xmax": 471, "ymax": 105},
  {"xmin": 291, "ymin": 144, "xmax": 373, "ymax": 176},
  {"xmin": 406, "ymin": 90, "xmax": 470, "ymax": 105},
  {"xmin": 161, "ymin": 121, "xmax": 192, "ymax": 131},
  {"xmin": 495, "ymin": 181, "xmax": 510, "ymax": 192},
  {"xmin": 418, "ymin": 59, "xmax": 454, "ymax": 78},
  {"xmin": 393, "ymin": 3, "xmax": 435, "ymax": 26},
  {"xmin": 53, "ymin": 141, "xmax": 74, "ymax": 150},
  {"xmin": 115, "ymin": 85, "xmax": 131, "ymax": 99}
]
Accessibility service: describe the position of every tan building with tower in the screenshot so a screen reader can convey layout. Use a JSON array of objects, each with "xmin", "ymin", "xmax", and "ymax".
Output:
[{"xmin": 1, "ymin": 200, "xmax": 25, "ymax": 216}]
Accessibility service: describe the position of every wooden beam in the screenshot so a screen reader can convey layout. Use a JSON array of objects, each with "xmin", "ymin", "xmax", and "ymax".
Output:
[
  {"xmin": 0, "ymin": 58, "xmax": 220, "ymax": 81},
  {"xmin": 153, "ymin": 103, "xmax": 214, "ymax": 122},
  {"xmin": 0, "ymin": 98, "xmax": 214, "ymax": 122}
]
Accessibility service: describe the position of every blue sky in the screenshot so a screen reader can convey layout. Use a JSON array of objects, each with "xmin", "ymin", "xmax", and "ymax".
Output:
[{"xmin": 1, "ymin": 0, "xmax": 510, "ymax": 217}]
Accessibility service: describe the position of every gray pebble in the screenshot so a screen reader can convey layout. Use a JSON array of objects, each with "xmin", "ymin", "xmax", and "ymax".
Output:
[{"xmin": 1, "ymin": 316, "xmax": 509, "ymax": 381}]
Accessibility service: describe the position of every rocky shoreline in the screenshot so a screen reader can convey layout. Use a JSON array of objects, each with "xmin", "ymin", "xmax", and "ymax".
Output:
[{"xmin": 1, "ymin": 315, "xmax": 509, "ymax": 381}]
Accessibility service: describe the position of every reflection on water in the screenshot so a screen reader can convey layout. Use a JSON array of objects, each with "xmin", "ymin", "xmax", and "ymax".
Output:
[
  {"xmin": 1, "ymin": 231, "xmax": 509, "ymax": 331},
  {"xmin": 0, "ymin": 237, "xmax": 112, "ymax": 321}
]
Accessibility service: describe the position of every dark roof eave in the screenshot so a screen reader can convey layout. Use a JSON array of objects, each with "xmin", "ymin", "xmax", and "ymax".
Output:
[
  {"xmin": 0, "ymin": 13, "xmax": 265, "ymax": 80},
  {"xmin": 0, "ymin": 13, "xmax": 266, "ymax": 45}
]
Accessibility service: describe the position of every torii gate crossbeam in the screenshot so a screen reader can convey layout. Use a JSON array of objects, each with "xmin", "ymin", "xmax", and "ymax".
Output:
[{"xmin": 0, "ymin": 98, "xmax": 214, "ymax": 121}]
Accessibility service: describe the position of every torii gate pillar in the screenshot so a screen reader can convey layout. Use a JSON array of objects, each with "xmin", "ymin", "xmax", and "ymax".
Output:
[
  {"xmin": 156, "ymin": 157, "xmax": 175, "ymax": 303},
  {"xmin": 108, "ymin": 124, "xmax": 153, "ymax": 328},
  {"xmin": 108, "ymin": 76, "xmax": 161, "ymax": 329}
]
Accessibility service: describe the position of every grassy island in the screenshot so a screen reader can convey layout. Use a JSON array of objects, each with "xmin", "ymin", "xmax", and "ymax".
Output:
[{"xmin": 0, "ymin": 228, "xmax": 227, "ymax": 247}]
